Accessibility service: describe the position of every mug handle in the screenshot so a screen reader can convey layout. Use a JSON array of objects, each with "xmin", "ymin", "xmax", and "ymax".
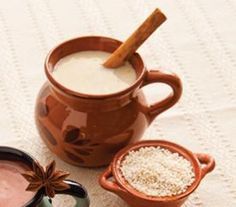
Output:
[
  {"xmin": 140, "ymin": 70, "xmax": 182, "ymax": 122},
  {"xmin": 39, "ymin": 180, "xmax": 90, "ymax": 207},
  {"xmin": 99, "ymin": 166, "xmax": 127, "ymax": 196},
  {"xmin": 195, "ymin": 153, "xmax": 215, "ymax": 179}
]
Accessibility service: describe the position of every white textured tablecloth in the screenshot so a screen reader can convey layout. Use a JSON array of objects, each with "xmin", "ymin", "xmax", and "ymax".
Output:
[{"xmin": 0, "ymin": 0, "xmax": 235, "ymax": 206}]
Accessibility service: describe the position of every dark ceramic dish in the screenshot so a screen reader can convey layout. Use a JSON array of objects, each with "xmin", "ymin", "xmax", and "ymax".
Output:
[
  {"xmin": 100, "ymin": 140, "xmax": 215, "ymax": 207},
  {"xmin": 0, "ymin": 146, "xmax": 89, "ymax": 207}
]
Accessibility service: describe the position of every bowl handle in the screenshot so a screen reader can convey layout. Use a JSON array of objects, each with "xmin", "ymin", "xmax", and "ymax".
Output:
[
  {"xmin": 195, "ymin": 153, "xmax": 215, "ymax": 179},
  {"xmin": 99, "ymin": 165, "xmax": 127, "ymax": 196}
]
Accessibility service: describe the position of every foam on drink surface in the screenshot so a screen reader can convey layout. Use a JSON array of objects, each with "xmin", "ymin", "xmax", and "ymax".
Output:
[{"xmin": 52, "ymin": 51, "xmax": 137, "ymax": 95}]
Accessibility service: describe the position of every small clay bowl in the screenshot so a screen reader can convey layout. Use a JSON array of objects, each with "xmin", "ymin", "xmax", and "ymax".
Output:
[{"xmin": 99, "ymin": 140, "xmax": 215, "ymax": 207}]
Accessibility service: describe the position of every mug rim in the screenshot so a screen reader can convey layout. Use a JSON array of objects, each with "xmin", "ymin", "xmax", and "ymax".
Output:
[
  {"xmin": 44, "ymin": 36, "xmax": 146, "ymax": 99},
  {"xmin": 111, "ymin": 140, "xmax": 202, "ymax": 202},
  {"xmin": 0, "ymin": 146, "xmax": 44, "ymax": 207}
]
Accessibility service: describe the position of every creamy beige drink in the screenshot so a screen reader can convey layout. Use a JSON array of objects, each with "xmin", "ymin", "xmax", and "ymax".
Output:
[{"xmin": 52, "ymin": 51, "xmax": 137, "ymax": 95}]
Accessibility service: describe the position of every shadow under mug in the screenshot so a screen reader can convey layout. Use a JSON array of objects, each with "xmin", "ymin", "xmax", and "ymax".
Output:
[{"xmin": 0, "ymin": 146, "xmax": 89, "ymax": 207}]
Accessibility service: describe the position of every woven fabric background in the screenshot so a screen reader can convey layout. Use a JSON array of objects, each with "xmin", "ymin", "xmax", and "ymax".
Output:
[{"xmin": 0, "ymin": 0, "xmax": 236, "ymax": 206}]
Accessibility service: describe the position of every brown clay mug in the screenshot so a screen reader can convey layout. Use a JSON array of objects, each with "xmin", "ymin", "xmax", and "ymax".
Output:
[
  {"xmin": 100, "ymin": 140, "xmax": 215, "ymax": 207},
  {"xmin": 35, "ymin": 36, "xmax": 182, "ymax": 167}
]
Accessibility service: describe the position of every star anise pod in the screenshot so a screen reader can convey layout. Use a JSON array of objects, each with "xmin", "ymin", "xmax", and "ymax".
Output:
[{"xmin": 21, "ymin": 160, "xmax": 70, "ymax": 198}]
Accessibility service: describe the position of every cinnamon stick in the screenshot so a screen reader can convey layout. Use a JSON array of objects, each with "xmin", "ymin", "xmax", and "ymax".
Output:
[{"xmin": 103, "ymin": 8, "xmax": 167, "ymax": 68}]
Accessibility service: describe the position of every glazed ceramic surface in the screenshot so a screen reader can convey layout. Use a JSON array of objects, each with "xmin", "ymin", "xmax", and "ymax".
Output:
[
  {"xmin": 100, "ymin": 140, "xmax": 215, "ymax": 207},
  {"xmin": 0, "ymin": 147, "xmax": 89, "ymax": 207},
  {"xmin": 35, "ymin": 36, "xmax": 182, "ymax": 167}
]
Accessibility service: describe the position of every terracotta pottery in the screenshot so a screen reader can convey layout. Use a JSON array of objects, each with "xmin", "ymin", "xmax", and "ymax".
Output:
[
  {"xmin": 100, "ymin": 140, "xmax": 215, "ymax": 207},
  {"xmin": 0, "ymin": 146, "xmax": 89, "ymax": 207},
  {"xmin": 35, "ymin": 36, "xmax": 182, "ymax": 167}
]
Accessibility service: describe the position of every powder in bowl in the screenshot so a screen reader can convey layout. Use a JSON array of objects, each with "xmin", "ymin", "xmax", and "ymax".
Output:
[{"xmin": 120, "ymin": 146, "xmax": 195, "ymax": 197}]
